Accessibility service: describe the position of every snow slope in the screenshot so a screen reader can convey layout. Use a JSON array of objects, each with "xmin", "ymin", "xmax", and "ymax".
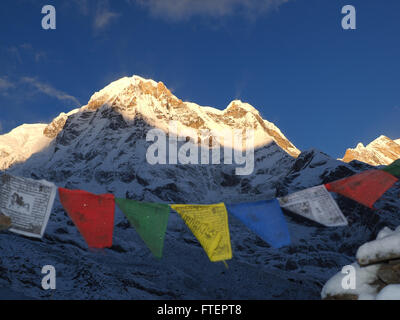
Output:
[
  {"xmin": 0, "ymin": 124, "xmax": 53, "ymax": 170},
  {"xmin": 1, "ymin": 146, "xmax": 399, "ymax": 299}
]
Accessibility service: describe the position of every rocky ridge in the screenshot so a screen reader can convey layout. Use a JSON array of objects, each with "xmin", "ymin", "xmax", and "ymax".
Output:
[{"xmin": 342, "ymin": 135, "xmax": 400, "ymax": 166}]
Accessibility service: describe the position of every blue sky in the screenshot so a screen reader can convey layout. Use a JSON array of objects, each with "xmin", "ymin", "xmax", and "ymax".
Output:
[{"xmin": 0, "ymin": 0, "xmax": 399, "ymax": 158}]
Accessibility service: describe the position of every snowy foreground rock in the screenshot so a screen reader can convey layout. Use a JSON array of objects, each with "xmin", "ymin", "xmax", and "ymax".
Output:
[{"xmin": 322, "ymin": 226, "xmax": 400, "ymax": 300}]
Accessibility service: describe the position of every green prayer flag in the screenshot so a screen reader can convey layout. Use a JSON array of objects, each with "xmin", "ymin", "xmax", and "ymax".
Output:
[
  {"xmin": 116, "ymin": 198, "xmax": 170, "ymax": 258},
  {"xmin": 382, "ymin": 159, "xmax": 400, "ymax": 178}
]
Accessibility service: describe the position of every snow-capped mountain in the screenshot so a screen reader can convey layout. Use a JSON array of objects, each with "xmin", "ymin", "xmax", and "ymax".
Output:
[
  {"xmin": 84, "ymin": 76, "xmax": 300, "ymax": 156},
  {"xmin": 6, "ymin": 75, "xmax": 301, "ymax": 205},
  {"xmin": 0, "ymin": 75, "xmax": 399, "ymax": 300},
  {"xmin": 0, "ymin": 124, "xmax": 53, "ymax": 171},
  {"xmin": 0, "ymin": 75, "xmax": 300, "ymax": 173},
  {"xmin": 341, "ymin": 135, "xmax": 400, "ymax": 166}
]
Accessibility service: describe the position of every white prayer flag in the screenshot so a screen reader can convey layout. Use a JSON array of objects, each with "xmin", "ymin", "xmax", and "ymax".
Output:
[
  {"xmin": 278, "ymin": 185, "xmax": 348, "ymax": 227},
  {"xmin": 0, "ymin": 174, "xmax": 57, "ymax": 238}
]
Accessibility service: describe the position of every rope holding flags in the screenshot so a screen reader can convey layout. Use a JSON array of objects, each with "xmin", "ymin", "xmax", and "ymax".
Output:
[{"xmin": 1, "ymin": 158, "xmax": 400, "ymax": 265}]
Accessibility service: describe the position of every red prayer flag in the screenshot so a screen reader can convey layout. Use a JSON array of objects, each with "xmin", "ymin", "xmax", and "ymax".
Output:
[
  {"xmin": 325, "ymin": 170, "xmax": 398, "ymax": 209},
  {"xmin": 58, "ymin": 188, "xmax": 115, "ymax": 249}
]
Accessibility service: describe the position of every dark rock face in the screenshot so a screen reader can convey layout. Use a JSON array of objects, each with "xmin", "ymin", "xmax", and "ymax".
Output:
[{"xmin": 377, "ymin": 263, "xmax": 400, "ymax": 285}]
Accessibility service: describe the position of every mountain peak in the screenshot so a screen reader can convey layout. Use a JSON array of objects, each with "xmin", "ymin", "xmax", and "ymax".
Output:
[
  {"xmin": 370, "ymin": 134, "xmax": 390, "ymax": 142},
  {"xmin": 77, "ymin": 75, "xmax": 300, "ymax": 156},
  {"xmin": 225, "ymin": 100, "xmax": 260, "ymax": 117},
  {"xmin": 355, "ymin": 142, "xmax": 365, "ymax": 150},
  {"xmin": 342, "ymin": 135, "xmax": 400, "ymax": 166},
  {"xmin": 0, "ymin": 75, "xmax": 302, "ymax": 171},
  {"xmin": 87, "ymin": 75, "xmax": 176, "ymax": 111}
]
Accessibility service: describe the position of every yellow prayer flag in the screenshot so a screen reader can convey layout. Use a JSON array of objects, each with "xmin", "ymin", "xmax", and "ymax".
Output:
[{"xmin": 170, "ymin": 203, "xmax": 232, "ymax": 262}]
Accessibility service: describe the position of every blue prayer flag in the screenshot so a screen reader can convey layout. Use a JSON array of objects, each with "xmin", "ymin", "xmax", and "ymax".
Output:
[{"xmin": 226, "ymin": 199, "xmax": 291, "ymax": 249}]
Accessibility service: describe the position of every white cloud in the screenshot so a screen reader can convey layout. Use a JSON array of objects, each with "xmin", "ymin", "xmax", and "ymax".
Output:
[
  {"xmin": 0, "ymin": 77, "xmax": 15, "ymax": 91},
  {"xmin": 132, "ymin": 0, "xmax": 290, "ymax": 21},
  {"xmin": 34, "ymin": 52, "xmax": 47, "ymax": 62},
  {"xmin": 94, "ymin": 8, "xmax": 120, "ymax": 30},
  {"xmin": 0, "ymin": 77, "xmax": 15, "ymax": 97},
  {"xmin": 71, "ymin": 0, "xmax": 90, "ymax": 15},
  {"xmin": 5, "ymin": 44, "xmax": 47, "ymax": 64},
  {"xmin": 6, "ymin": 46, "xmax": 22, "ymax": 64},
  {"xmin": 20, "ymin": 77, "xmax": 81, "ymax": 106},
  {"xmin": 20, "ymin": 43, "xmax": 33, "ymax": 50},
  {"xmin": 70, "ymin": 0, "xmax": 120, "ymax": 31},
  {"xmin": 0, "ymin": 76, "xmax": 79, "ymax": 106}
]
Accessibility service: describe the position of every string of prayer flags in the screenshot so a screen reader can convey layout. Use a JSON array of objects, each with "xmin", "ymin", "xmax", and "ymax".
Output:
[
  {"xmin": 58, "ymin": 188, "xmax": 115, "ymax": 249},
  {"xmin": 278, "ymin": 185, "xmax": 348, "ymax": 227},
  {"xmin": 170, "ymin": 203, "xmax": 232, "ymax": 262},
  {"xmin": 3, "ymin": 164, "xmax": 400, "ymax": 263},
  {"xmin": 0, "ymin": 173, "xmax": 57, "ymax": 238},
  {"xmin": 226, "ymin": 199, "xmax": 291, "ymax": 249},
  {"xmin": 115, "ymin": 198, "xmax": 170, "ymax": 258},
  {"xmin": 325, "ymin": 170, "xmax": 398, "ymax": 209},
  {"xmin": 382, "ymin": 159, "xmax": 400, "ymax": 178}
]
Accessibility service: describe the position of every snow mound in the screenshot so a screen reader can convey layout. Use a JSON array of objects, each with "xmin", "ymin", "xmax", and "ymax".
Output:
[
  {"xmin": 357, "ymin": 227, "xmax": 400, "ymax": 266},
  {"xmin": 376, "ymin": 285, "xmax": 400, "ymax": 300},
  {"xmin": 321, "ymin": 262, "xmax": 381, "ymax": 300},
  {"xmin": 322, "ymin": 225, "xmax": 400, "ymax": 300}
]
